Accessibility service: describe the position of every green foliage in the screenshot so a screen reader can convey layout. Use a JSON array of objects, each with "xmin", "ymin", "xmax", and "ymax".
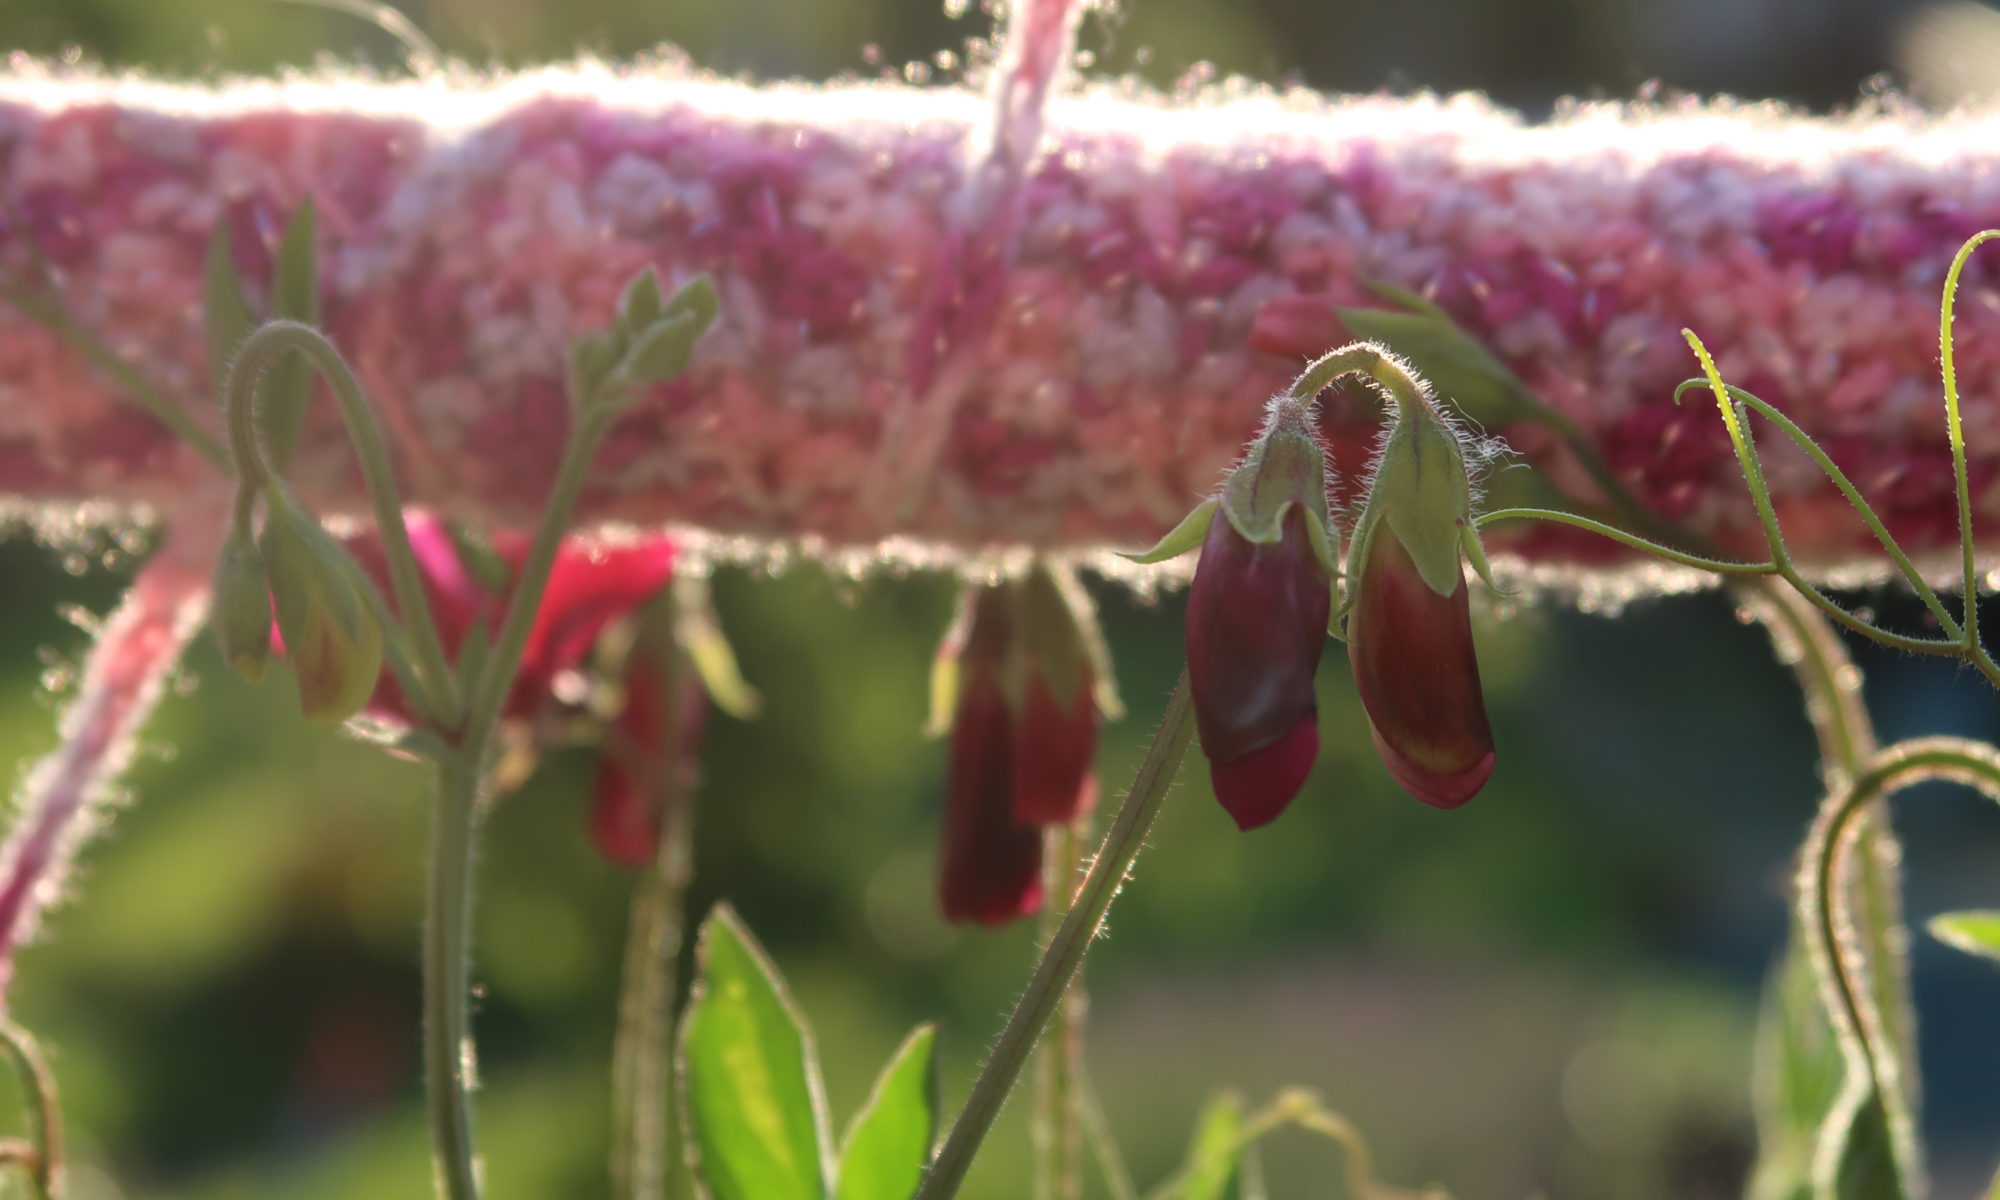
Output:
[
  {"xmin": 1172, "ymin": 1092, "xmax": 1244, "ymax": 1200},
  {"xmin": 680, "ymin": 904, "xmax": 834, "ymax": 1200},
  {"xmin": 680, "ymin": 906, "xmax": 943, "ymax": 1200},
  {"xmin": 1927, "ymin": 911, "xmax": 2000, "ymax": 963},
  {"xmin": 836, "ymin": 1026, "xmax": 938, "ymax": 1200}
]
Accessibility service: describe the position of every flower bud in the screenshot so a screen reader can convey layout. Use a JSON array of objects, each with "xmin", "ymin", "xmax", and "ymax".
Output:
[
  {"xmin": 260, "ymin": 497, "xmax": 386, "ymax": 724},
  {"xmin": 934, "ymin": 583, "xmax": 1044, "ymax": 927},
  {"xmin": 1007, "ymin": 562, "xmax": 1117, "ymax": 827},
  {"xmin": 1133, "ymin": 396, "xmax": 1338, "ymax": 831},
  {"xmin": 210, "ymin": 526, "xmax": 272, "ymax": 683},
  {"xmin": 1343, "ymin": 383, "xmax": 1495, "ymax": 808}
]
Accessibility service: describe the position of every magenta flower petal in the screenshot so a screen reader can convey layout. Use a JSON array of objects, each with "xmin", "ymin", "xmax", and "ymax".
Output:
[
  {"xmin": 590, "ymin": 655, "xmax": 707, "ymax": 866},
  {"xmin": 509, "ymin": 537, "xmax": 678, "ymax": 708},
  {"xmin": 939, "ymin": 677, "xmax": 1045, "ymax": 927},
  {"xmin": 1209, "ymin": 711, "xmax": 1319, "ymax": 831},
  {"xmin": 1346, "ymin": 530, "xmax": 1494, "ymax": 809},
  {"xmin": 1185, "ymin": 507, "xmax": 1331, "ymax": 824},
  {"xmin": 1009, "ymin": 671, "xmax": 1099, "ymax": 827}
]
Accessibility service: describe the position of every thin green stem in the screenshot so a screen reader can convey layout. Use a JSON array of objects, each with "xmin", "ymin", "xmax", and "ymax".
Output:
[
  {"xmin": 459, "ymin": 410, "xmax": 614, "ymax": 759},
  {"xmin": 1032, "ymin": 822, "xmax": 1087, "ymax": 1200},
  {"xmin": 1475, "ymin": 508, "xmax": 1776, "ymax": 574},
  {"xmin": 424, "ymin": 757, "xmax": 485, "ymax": 1200},
  {"xmin": 0, "ymin": 1020, "xmax": 62, "ymax": 1200},
  {"xmin": 1072, "ymin": 1071, "xmax": 1135, "ymax": 1200},
  {"xmin": 221, "ymin": 320, "xmax": 461, "ymax": 726},
  {"xmin": 1938, "ymin": 232, "xmax": 2000, "ymax": 648},
  {"xmin": 1799, "ymin": 737, "xmax": 2000, "ymax": 1200},
  {"xmin": 1671, "ymin": 379, "xmax": 1962, "ymax": 639},
  {"xmin": 611, "ymin": 696, "xmax": 698, "ymax": 1200},
  {"xmin": 1139, "ymin": 1091, "xmax": 1440, "ymax": 1200},
  {"xmin": 1739, "ymin": 582, "xmax": 1921, "ymax": 1174},
  {"xmin": 915, "ymin": 670, "xmax": 1195, "ymax": 1200}
]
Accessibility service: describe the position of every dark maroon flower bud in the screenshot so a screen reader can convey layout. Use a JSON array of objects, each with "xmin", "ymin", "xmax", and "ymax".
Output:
[
  {"xmin": 1005, "ymin": 561, "xmax": 1119, "ymax": 827},
  {"xmin": 1130, "ymin": 395, "xmax": 1338, "ymax": 830},
  {"xmin": 1342, "ymin": 366, "xmax": 1496, "ymax": 808},
  {"xmin": 590, "ymin": 653, "xmax": 708, "ymax": 867},
  {"xmin": 935, "ymin": 584, "xmax": 1045, "ymax": 927}
]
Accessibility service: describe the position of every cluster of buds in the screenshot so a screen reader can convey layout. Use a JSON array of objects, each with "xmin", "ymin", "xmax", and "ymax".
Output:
[
  {"xmin": 1134, "ymin": 344, "xmax": 1497, "ymax": 828},
  {"xmin": 930, "ymin": 562, "xmax": 1121, "ymax": 927}
]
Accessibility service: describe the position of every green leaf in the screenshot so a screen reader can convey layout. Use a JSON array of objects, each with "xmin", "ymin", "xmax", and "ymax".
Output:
[
  {"xmin": 1928, "ymin": 910, "xmax": 2000, "ymax": 962},
  {"xmin": 202, "ymin": 219, "xmax": 256, "ymax": 389},
  {"xmin": 680, "ymin": 904, "xmax": 832, "ymax": 1200},
  {"xmin": 1747, "ymin": 942, "xmax": 1904, "ymax": 1200},
  {"xmin": 1176, "ymin": 1091, "xmax": 1244, "ymax": 1200},
  {"xmin": 262, "ymin": 198, "xmax": 320, "ymax": 470},
  {"xmin": 835, "ymin": 1025, "xmax": 937, "ymax": 1200},
  {"xmin": 1120, "ymin": 499, "xmax": 1217, "ymax": 564}
]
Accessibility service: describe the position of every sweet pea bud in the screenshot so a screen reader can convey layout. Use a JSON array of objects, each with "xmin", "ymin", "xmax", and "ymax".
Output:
[
  {"xmin": 1008, "ymin": 561, "xmax": 1121, "ymax": 826},
  {"xmin": 935, "ymin": 582, "xmax": 1044, "ymax": 926},
  {"xmin": 1129, "ymin": 396, "xmax": 1338, "ymax": 831},
  {"xmin": 210, "ymin": 526, "xmax": 272, "ymax": 683},
  {"xmin": 260, "ymin": 496, "xmax": 386, "ymax": 724},
  {"xmin": 1344, "ymin": 372, "xmax": 1496, "ymax": 808}
]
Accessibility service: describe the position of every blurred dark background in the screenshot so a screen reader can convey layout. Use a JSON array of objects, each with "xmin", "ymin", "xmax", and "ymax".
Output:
[{"xmin": 5, "ymin": 1, "xmax": 2000, "ymax": 1197}]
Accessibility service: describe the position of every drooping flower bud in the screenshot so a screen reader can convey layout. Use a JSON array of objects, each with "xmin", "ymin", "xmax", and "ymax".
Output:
[
  {"xmin": 259, "ymin": 496, "xmax": 386, "ymax": 724},
  {"xmin": 1343, "ymin": 369, "xmax": 1495, "ymax": 808},
  {"xmin": 1006, "ymin": 561, "xmax": 1119, "ymax": 827},
  {"xmin": 210, "ymin": 526, "xmax": 273, "ymax": 684},
  {"xmin": 1129, "ymin": 396, "xmax": 1339, "ymax": 831},
  {"xmin": 933, "ymin": 583, "xmax": 1045, "ymax": 927}
]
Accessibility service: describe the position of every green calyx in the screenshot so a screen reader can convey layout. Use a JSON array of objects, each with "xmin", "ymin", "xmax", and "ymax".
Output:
[
  {"xmin": 259, "ymin": 495, "xmax": 386, "ymax": 724},
  {"xmin": 210, "ymin": 526, "xmax": 273, "ymax": 684},
  {"xmin": 1123, "ymin": 396, "xmax": 1339, "ymax": 579},
  {"xmin": 1012, "ymin": 560, "xmax": 1124, "ymax": 721},
  {"xmin": 1348, "ymin": 396, "xmax": 1484, "ymax": 603}
]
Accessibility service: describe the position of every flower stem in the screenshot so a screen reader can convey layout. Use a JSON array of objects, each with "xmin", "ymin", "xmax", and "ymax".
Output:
[
  {"xmin": 1032, "ymin": 820, "xmax": 1087, "ymax": 1200},
  {"xmin": 916, "ymin": 670, "xmax": 1193, "ymax": 1200},
  {"xmin": 1798, "ymin": 737, "xmax": 2000, "ymax": 1200},
  {"xmin": 424, "ymin": 756, "xmax": 484, "ymax": 1200},
  {"xmin": 220, "ymin": 319, "xmax": 462, "ymax": 726},
  {"xmin": 0, "ymin": 1019, "xmax": 63, "ymax": 1200},
  {"xmin": 611, "ymin": 752, "xmax": 697, "ymax": 1200}
]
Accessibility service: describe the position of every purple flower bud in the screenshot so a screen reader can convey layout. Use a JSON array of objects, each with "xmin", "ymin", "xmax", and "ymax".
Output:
[
  {"xmin": 1186, "ymin": 506, "xmax": 1332, "ymax": 830},
  {"xmin": 1342, "ymin": 366, "xmax": 1495, "ymax": 808}
]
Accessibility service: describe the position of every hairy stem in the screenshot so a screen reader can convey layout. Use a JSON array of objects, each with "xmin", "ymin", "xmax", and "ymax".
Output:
[
  {"xmin": 611, "ymin": 753, "xmax": 697, "ymax": 1200},
  {"xmin": 916, "ymin": 671, "xmax": 1194, "ymax": 1200},
  {"xmin": 1798, "ymin": 738, "xmax": 2000, "ymax": 1199},
  {"xmin": 1032, "ymin": 820, "xmax": 1086, "ymax": 1200},
  {"xmin": 0, "ymin": 1020, "xmax": 63, "ymax": 1200},
  {"xmin": 424, "ymin": 757, "xmax": 484, "ymax": 1200},
  {"xmin": 220, "ymin": 319, "xmax": 461, "ymax": 725}
]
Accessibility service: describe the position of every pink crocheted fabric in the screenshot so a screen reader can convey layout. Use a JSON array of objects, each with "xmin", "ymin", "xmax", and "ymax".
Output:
[{"xmin": 3, "ymin": 62, "xmax": 1998, "ymax": 568}]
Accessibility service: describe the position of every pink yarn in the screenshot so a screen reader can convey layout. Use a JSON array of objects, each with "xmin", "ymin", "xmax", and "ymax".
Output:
[{"xmin": 4, "ymin": 61, "xmax": 2000, "ymax": 568}]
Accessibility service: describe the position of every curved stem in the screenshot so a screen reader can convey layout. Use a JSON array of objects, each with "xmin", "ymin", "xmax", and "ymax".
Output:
[
  {"xmin": 1938, "ymin": 232, "xmax": 2000, "ymax": 647},
  {"xmin": 0, "ymin": 1020, "xmax": 62, "ymax": 1200},
  {"xmin": 915, "ymin": 670, "xmax": 1194, "ymax": 1200},
  {"xmin": 1474, "ymin": 507, "xmax": 1776, "ymax": 574},
  {"xmin": 1798, "ymin": 737, "xmax": 2000, "ymax": 1199},
  {"xmin": 221, "ymin": 319, "xmax": 461, "ymax": 726},
  {"xmin": 1671, "ymin": 379, "xmax": 1962, "ymax": 639},
  {"xmin": 424, "ymin": 757, "xmax": 484, "ymax": 1200}
]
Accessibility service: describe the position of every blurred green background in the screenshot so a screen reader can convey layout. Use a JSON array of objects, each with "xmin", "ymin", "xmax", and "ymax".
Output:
[{"xmin": 6, "ymin": 1, "xmax": 2000, "ymax": 1197}]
